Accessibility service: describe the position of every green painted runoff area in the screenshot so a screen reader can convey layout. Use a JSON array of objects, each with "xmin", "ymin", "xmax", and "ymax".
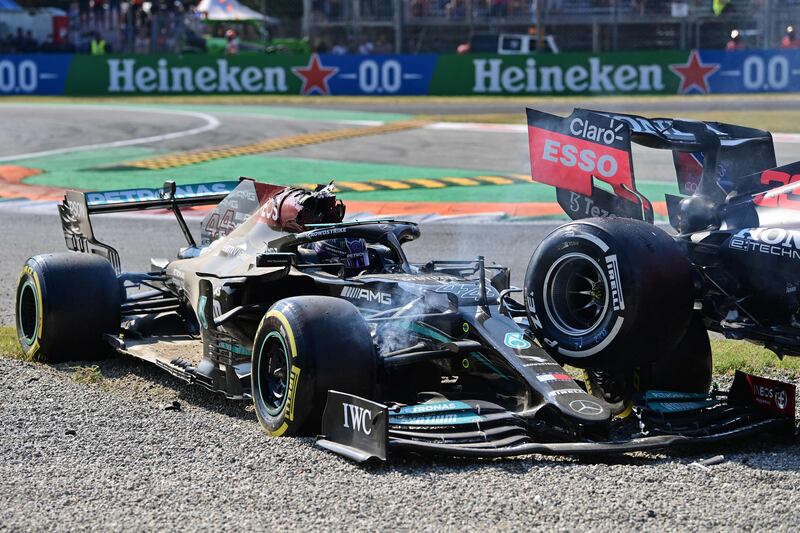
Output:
[{"xmin": 17, "ymin": 147, "xmax": 678, "ymax": 204}]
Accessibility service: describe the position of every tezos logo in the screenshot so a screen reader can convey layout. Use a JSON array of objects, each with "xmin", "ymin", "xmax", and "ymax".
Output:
[
  {"xmin": 342, "ymin": 403, "xmax": 373, "ymax": 435},
  {"xmin": 504, "ymin": 332, "xmax": 532, "ymax": 350}
]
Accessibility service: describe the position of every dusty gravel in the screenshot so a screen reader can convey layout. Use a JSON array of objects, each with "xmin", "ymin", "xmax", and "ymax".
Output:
[
  {"xmin": 1, "ymin": 212, "xmax": 799, "ymax": 532},
  {"xmin": 1, "ymin": 356, "xmax": 798, "ymax": 532}
]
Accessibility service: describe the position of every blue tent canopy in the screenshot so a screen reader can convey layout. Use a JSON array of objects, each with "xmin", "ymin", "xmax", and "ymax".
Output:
[{"xmin": 0, "ymin": 0, "xmax": 23, "ymax": 11}]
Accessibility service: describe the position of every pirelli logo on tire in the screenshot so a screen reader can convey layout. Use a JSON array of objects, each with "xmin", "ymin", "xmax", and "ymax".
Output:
[
  {"xmin": 605, "ymin": 254, "xmax": 625, "ymax": 312},
  {"xmin": 286, "ymin": 365, "xmax": 301, "ymax": 422}
]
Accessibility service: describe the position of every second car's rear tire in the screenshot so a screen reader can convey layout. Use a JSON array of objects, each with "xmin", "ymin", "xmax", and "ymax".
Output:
[
  {"xmin": 251, "ymin": 296, "xmax": 376, "ymax": 437},
  {"xmin": 641, "ymin": 314, "xmax": 713, "ymax": 393},
  {"xmin": 524, "ymin": 217, "xmax": 694, "ymax": 370}
]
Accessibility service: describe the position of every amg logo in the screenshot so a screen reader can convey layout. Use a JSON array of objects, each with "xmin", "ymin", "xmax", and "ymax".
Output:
[
  {"xmin": 341, "ymin": 286, "xmax": 392, "ymax": 305},
  {"xmin": 342, "ymin": 403, "xmax": 373, "ymax": 435},
  {"xmin": 605, "ymin": 254, "xmax": 625, "ymax": 311}
]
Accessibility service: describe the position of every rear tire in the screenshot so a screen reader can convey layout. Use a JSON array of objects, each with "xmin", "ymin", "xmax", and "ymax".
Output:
[
  {"xmin": 585, "ymin": 315, "xmax": 713, "ymax": 416},
  {"xmin": 524, "ymin": 218, "xmax": 694, "ymax": 369},
  {"xmin": 15, "ymin": 253, "xmax": 121, "ymax": 363},
  {"xmin": 251, "ymin": 296, "xmax": 376, "ymax": 437},
  {"xmin": 642, "ymin": 314, "xmax": 712, "ymax": 393}
]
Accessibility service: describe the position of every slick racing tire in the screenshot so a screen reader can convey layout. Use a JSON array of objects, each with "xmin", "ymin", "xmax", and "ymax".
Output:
[
  {"xmin": 585, "ymin": 316, "xmax": 713, "ymax": 417},
  {"xmin": 15, "ymin": 253, "xmax": 121, "ymax": 363},
  {"xmin": 251, "ymin": 296, "xmax": 376, "ymax": 437},
  {"xmin": 641, "ymin": 314, "xmax": 713, "ymax": 394},
  {"xmin": 524, "ymin": 217, "xmax": 694, "ymax": 369}
]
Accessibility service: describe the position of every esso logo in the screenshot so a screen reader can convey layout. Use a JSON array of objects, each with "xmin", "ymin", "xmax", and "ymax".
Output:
[{"xmin": 541, "ymin": 139, "xmax": 619, "ymax": 179}]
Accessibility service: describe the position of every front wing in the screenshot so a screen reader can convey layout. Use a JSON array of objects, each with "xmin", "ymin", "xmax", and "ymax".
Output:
[{"xmin": 316, "ymin": 372, "xmax": 797, "ymax": 463}]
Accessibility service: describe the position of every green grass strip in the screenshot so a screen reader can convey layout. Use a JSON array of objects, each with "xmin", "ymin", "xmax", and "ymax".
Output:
[{"xmin": 1, "ymin": 325, "xmax": 797, "ymax": 377}]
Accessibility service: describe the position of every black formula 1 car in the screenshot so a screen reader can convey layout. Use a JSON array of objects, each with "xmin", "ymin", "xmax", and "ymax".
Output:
[
  {"xmin": 13, "ymin": 140, "xmax": 796, "ymax": 461},
  {"xmin": 523, "ymin": 108, "xmax": 800, "ymax": 422}
]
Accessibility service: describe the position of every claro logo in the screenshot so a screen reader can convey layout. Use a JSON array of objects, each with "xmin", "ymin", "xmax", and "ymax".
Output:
[
  {"xmin": 569, "ymin": 118, "xmax": 625, "ymax": 146},
  {"xmin": 342, "ymin": 403, "xmax": 373, "ymax": 435}
]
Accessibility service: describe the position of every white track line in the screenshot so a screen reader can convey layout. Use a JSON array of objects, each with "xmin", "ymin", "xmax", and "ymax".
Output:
[
  {"xmin": 425, "ymin": 122, "xmax": 527, "ymax": 134},
  {"xmin": 0, "ymin": 104, "xmax": 221, "ymax": 162},
  {"xmin": 426, "ymin": 121, "xmax": 800, "ymax": 144}
]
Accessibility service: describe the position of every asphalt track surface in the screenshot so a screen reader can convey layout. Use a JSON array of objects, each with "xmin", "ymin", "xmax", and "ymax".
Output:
[
  {"xmin": 1, "ymin": 101, "xmax": 800, "ymax": 531},
  {"xmin": 288, "ymin": 94, "xmax": 800, "ymax": 115},
  {"xmin": 3, "ymin": 102, "xmax": 800, "ymax": 189}
]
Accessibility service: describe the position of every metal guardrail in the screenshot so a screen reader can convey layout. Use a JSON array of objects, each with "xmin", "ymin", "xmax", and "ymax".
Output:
[{"xmin": 305, "ymin": 0, "xmax": 800, "ymax": 53}]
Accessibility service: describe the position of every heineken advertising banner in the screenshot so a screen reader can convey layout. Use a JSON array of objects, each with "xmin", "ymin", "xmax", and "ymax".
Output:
[{"xmin": 2, "ymin": 50, "xmax": 800, "ymax": 96}]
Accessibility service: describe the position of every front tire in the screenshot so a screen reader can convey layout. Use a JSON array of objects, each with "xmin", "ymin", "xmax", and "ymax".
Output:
[
  {"xmin": 251, "ymin": 296, "xmax": 376, "ymax": 437},
  {"xmin": 525, "ymin": 218, "xmax": 694, "ymax": 369},
  {"xmin": 15, "ymin": 253, "xmax": 121, "ymax": 363}
]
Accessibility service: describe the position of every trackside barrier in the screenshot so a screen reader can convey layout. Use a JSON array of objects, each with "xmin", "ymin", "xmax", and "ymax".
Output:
[{"xmin": 2, "ymin": 50, "xmax": 800, "ymax": 96}]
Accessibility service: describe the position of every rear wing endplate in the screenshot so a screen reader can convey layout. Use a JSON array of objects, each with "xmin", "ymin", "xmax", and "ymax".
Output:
[
  {"xmin": 527, "ymin": 108, "xmax": 653, "ymax": 223},
  {"xmin": 58, "ymin": 180, "xmax": 236, "ymax": 272}
]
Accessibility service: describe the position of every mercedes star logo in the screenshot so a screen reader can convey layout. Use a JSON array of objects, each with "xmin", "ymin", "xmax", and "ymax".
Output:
[
  {"xmin": 569, "ymin": 399, "xmax": 604, "ymax": 416},
  {"xmin": 776, "ymin": 389, "xmax": 788, "ymax": 410}
]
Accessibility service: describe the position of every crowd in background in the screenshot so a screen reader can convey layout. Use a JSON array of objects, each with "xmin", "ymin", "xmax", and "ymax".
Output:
[
  {"xmin": 3, "ymin": 0, "xmax": 800, "ymax": 54},
  {"xmin": 0, "ymin": 28, "xmax": 46, "ymax": 53},
  {"xmin": 0, "ymin": 0, "xmax": 205, "ymax": 54},
  {"xmin": 308, "ymin": 0, "xmax": 708, "ymax": 21}
]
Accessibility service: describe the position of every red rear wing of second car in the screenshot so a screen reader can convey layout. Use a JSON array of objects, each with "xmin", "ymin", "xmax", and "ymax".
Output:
[{"xmin": 527, "ymin": 108, "xmax": 653, "ymax": 222}]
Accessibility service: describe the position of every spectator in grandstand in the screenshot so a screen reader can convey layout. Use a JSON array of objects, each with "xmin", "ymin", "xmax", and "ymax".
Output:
[
  {"xmin": 358, "ymin": 39, "xmax": 375, "ymax": 54},
  {"xmin": 725, "ymin": 29, "xmax": 744, "ymax": 51},
  {"xmin": 489, "ymin": 0, "xmax": 509, "ymax": 17},
  {"xmin": 225, "ymin": 29, "xmax": 239, "ymax": 55},
  {"xmin": 331, "ymin": 42, "xmax": 348, "ymax": 54},
  {"xmin": 10, "ymin": 27, "xmax": 25, "ymax": 53},
  {"xmin": 25, "ymin": 30, "xmax": 38, "ymax": 52},
  {"xmin": 90, "ymin": 32, "xmax": 106, "ymax": 55},
  {"xmin": 324, "ymin": 0, "xmax": 342, "ymax": 20},
  {"xmin": 446, "ymin": 0, "xmax": 467, "ymax": 18},
  {"xmin": 313, "ymin": 38, "xmax": 329, "ymax": 53},
  {"xmin": 374, "ymin": 34, "xmax": 392, "ymax": 54},
  {"xmin": 780, "ymin": 26, "xmax": 799, "ymax": 48},
  {"xmin": 630, "ymin": 0, "xmax": 646, "ymax": 15},
  {"xmin": 134, "ymin": 26, "xmax": 150, "ymax": 54}
]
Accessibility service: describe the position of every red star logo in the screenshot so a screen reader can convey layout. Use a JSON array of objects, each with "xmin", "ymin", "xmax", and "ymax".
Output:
[
  {"xmin": 669, "ymin": 50, "xmax": 719, "ymax": 94},
  {"xmin": 292, "ymin": 54, "xmax": 338, "ymax": 95}
]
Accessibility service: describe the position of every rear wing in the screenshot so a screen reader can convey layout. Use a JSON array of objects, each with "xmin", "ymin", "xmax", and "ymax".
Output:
[
  {"xmin": 59, "ymin": 180, "xmax": 236, "ymax": 272},
  {"xmin": 527, "ymin": 108, "xmax": 776, "ymax": 223}
]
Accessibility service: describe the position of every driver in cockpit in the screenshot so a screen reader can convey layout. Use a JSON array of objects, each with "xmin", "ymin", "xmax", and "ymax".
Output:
[{"xmin": 298, "ymin": 237, "xmax": 371, "ymax": 276}]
